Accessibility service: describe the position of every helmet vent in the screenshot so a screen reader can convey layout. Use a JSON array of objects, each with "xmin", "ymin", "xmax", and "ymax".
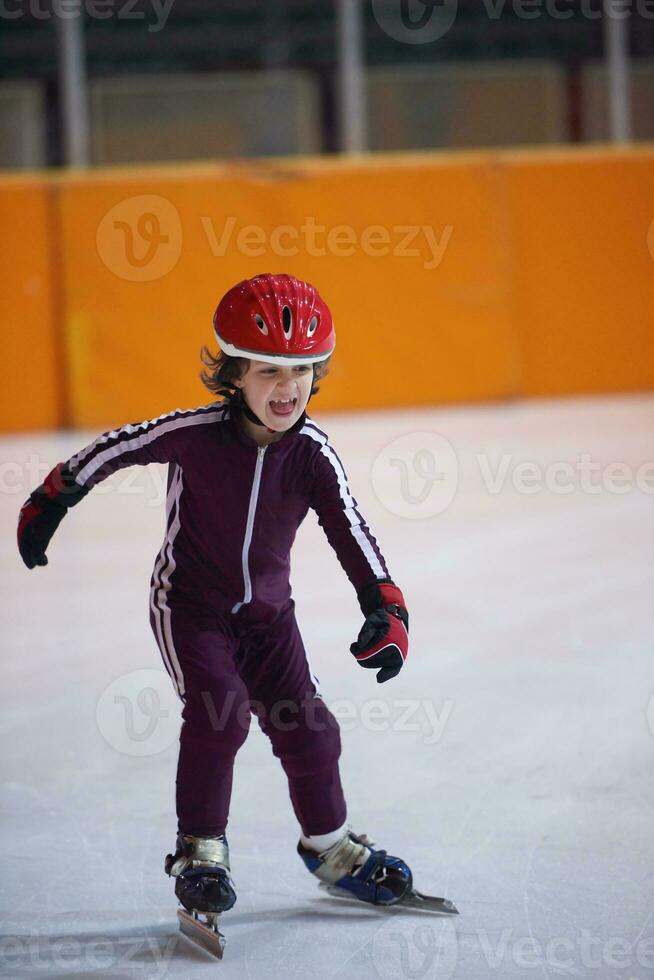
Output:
[
  {"xmin": 255, "ymin": 314, "xmax": 268, "ymax": 335},
  {"xmin": 282, "ymin": 305, "xmax": 293, "ymax": 337},
  {"xmin": 307, "ymin": 315, "xmax": 318, "ymax": 337}
]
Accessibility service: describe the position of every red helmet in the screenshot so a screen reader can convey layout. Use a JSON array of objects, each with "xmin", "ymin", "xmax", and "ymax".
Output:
[{"xmin": 213, "ymin": 273, "xmax": 335, "ymax": 366}]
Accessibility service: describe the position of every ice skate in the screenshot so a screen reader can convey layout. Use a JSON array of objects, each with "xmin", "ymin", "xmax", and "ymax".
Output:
[
  {"xmin": 165, "ymin": 833, "xmax": 236, "ymax": 958},
  {"xmin": 298, "ymin": 829, "xmax": 458, "ymax": 915}
]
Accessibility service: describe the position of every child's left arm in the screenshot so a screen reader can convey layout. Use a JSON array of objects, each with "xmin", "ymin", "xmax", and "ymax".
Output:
[{"xmin": 309, "ymin": 438, "xmax": 409, "ymax": 684}]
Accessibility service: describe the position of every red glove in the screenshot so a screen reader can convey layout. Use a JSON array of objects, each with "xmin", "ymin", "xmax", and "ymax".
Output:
[
  {"xmin": 350, "ymin": 578, "xmax": 409, "ymax": 684},
  {"xmin": 17, "ymin": 462, "xmax": 88, "ymax": 569}
]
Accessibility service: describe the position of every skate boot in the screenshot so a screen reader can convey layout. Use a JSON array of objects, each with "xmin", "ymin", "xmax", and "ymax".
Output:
[
  {"xmin": 165, "ymin": 833, "xmax": 236, "ymax": 914},
  {"xmin": 298, "ymin": 828, "xmax": 412, "ymax": 906}
]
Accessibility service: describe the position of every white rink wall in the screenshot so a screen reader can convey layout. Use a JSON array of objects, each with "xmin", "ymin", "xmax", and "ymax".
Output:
[{"xmin": 2, "ymin": 394, "xmax": 654, "ymax": 980}]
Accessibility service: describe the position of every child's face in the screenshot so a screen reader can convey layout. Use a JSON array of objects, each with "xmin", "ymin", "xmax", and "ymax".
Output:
[{"xmin": 235, "ymin": 359, "xmax": 314, "ymax": 431}]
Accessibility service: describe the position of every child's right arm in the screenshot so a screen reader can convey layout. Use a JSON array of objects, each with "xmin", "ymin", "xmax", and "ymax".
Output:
[{"xmin": 17, "ymin": 405, "xmax": 215, "ymax": 569}]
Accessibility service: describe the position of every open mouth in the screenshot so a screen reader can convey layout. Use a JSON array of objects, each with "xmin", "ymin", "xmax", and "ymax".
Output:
[{"xmin": 269, "ymin": 397, "xmax": 297, "ymax": 417}]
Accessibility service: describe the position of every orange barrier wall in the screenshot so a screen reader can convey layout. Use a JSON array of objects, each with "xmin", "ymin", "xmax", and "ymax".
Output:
[
  {"xmin": 505, "ymin": 147, "xmax": 654, "ymax": 396},
  {"xmin": 1, "ymin": 144, "xmax": 653, "ymax": 432},
  {"xmin": 0, "ymin": 177, "xmax": 63, "ymax": 431},
  {"xmin": 54, "ymin": 153, "xmax": 517, "ymax": 428}
]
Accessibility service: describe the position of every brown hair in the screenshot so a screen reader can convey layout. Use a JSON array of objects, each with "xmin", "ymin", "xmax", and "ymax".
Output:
[{"xmin": 199, "ymin": 346, "xmax": 331, "ymax": 400}]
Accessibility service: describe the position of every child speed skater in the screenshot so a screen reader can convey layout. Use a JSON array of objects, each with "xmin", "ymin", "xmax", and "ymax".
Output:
[{"xmin": 17, "ymin": 273, "xmax": 414, "ymax": 922}]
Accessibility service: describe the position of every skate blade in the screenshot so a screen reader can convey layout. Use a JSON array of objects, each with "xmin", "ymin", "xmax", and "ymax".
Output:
[
  {"xmin": 402, "ymin": 889, "xmax": 459, "ymax": 915},
  {"xmin": 177, "ymin": 908, "xmax": 226, "ymax": 959},
  {"xmin": 319, "ymin": 882, "xmax": 459, "ymax": 916}
]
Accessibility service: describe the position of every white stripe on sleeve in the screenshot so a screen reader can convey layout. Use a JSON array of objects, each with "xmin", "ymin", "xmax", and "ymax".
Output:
[
  {"xmin": 301, "ymin": 422, "xmax": 386, "ymax": 580},
  {"xmin": 73, "ymin": 406, "xmax": 229, "ymax": 487}
]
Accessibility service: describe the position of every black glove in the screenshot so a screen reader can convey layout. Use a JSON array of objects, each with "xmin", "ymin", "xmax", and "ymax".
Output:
[
  {"xmin": 350, "ymin": 577, "xmax": 409, "ymax": 684},
  {"xmin": 17, "ymin": 463, "xmax": 88, "ymax": 569}
]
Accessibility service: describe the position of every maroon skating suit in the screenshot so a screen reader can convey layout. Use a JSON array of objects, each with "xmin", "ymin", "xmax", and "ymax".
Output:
[{"xmin": 64, "ymin": 396, "xmax": 391, "ymax": 836}]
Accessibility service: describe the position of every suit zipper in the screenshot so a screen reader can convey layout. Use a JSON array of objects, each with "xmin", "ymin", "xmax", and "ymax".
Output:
[{"xmin": 232, "ymin": 445, "xmax": 267, "ymax": 613}]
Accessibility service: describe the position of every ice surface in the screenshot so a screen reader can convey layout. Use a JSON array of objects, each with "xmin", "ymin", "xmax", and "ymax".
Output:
[{"xmin": 2, "ymin": 395, "xmax": 653, "ymax": 979}]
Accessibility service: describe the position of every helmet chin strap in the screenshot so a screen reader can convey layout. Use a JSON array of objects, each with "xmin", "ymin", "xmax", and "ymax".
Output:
[{"xmin": 237, "ymin": 388, "xmax": 275, "ymax": 431}]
